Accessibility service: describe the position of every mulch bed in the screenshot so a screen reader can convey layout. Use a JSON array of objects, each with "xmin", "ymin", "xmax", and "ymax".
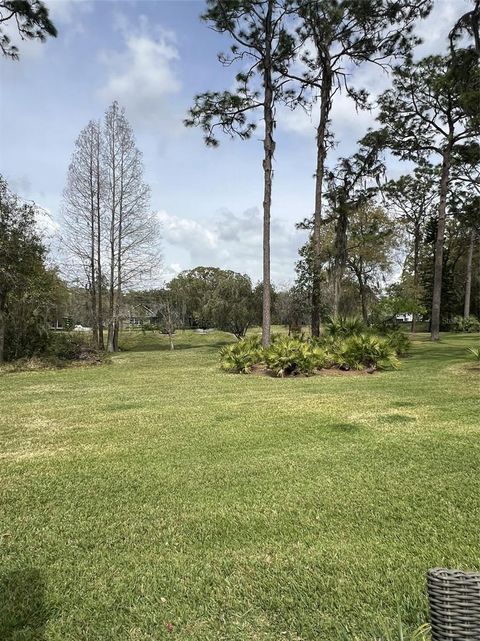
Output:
[{"xmin": 250, "ymin": 364, "xmax": 374, "ymax": 377}]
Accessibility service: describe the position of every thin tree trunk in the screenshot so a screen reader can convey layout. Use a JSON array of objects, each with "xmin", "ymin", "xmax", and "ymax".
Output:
[
  {"xmin": 464, "ymin": 229, "xmax": 475, "ymax": 319},
  {"xmin": 167, "ymin": 300, "xmax": 174, "ymax": 350},
  {"xmin": 107, "ymin": 246, "xmax": 115, "ymax": 351},
  {"xmin": 0, "ymin": 295, "xmax": 5, "ymax": 363},
  {"xmin": 113, "ymin": 153, "xmax": 124, "ymax": 353},
  {"xmin": 261, "ymin": 0, "xmax": 274, "ymax": 348},
  {"xmin": 107, "ymin": 108, "xmax": 117, "ymax": 353},
  {"xmin": 352, "ymin": 263, "xmax": 368, "ymax": 323},
  {"xmin": 332, "ymin": 275, "xmax": 340, "ymax": 317},
  {"xmin": 95, "ymin": 124, "xmax": 105, "ymax": 350},
  {"xmin": 333, "ymin": 203, "xmax": 348, "ymax": 317},
  {"xmin": 89, "ymin": 144, "xmax": 98, "ymax": 348},
  {"xmin": 431, "ymin": 143, "xmax": 452, "ymax": 341},
  {"xmin": 411, "ymin": 225, "xmax": 420, "ymax": 333},
  {"xmin": 107, "ymin": 217, "xmax": 116, "ymax": 352},
  {"xmin": 359, "ymin": 278, "xmax": 368, "ymax": 324},
  {"xmin": 311, "ymin": 65, "xmax": 332, "ymax": 337}
]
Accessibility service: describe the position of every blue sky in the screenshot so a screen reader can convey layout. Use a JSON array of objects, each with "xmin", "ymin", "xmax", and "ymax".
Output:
[{"xmin": 0, "ymin": 0, "xmax": 471, "ymax": 285}]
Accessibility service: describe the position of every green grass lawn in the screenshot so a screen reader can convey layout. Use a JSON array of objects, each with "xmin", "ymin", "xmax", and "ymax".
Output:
[{"xmin": 1, "ymin": 331, "xmax": 479, "ymax": 641}]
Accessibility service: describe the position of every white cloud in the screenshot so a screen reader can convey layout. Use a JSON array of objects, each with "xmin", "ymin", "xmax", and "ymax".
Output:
[
  {"xmin": 157, "ymin": 209, "xmax": 217, "ymax": 250},
  {"xmin": 157, "ymin": 208, "xmax": 306, "ymax": 284},
  {"xmin": 98, "ymin": 14, "xmax": 181, "ymax": 130},
  {"xmin": 48, "ymin": 0, "xmax": 93, "ymax": 25},
  {"xmin": 413, "ymin": 0, "xmax": 472, "ymax": 58}
]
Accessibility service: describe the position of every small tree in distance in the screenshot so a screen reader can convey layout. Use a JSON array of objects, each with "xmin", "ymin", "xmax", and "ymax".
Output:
[{"xmin": 383, "ymin": 163, "xmax": 438, "ymax": 332}]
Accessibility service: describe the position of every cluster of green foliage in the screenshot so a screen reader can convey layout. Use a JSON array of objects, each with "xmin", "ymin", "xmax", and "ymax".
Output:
[
  {"xmin": 338, "ymin": 334, "xmax": 400, "ymax": 371},
  {"xmin": 467, "ymin": 345, "xmax": 480, "ymax": 362},
  {"xmin": 323, "ymin": 315, "xmax": 366, "ymax": 338},
  {"xmin": 46, "ymin": 333, "xmax": 95, "ymax": 361},
  {"xmin": 384, "ymin": 330, "xmax": 412, "ymax": 358},
  {"xmin": 168, "ymin": 266, "xmax": 259, "ymax": 338},
  {"xmin": 0, "ymin": 175, "xmax": 67, "ymax": 362},
  {"xmin": 0, "ymin": 0, "xmax": 57, "ymax": 60},
  {"xmin": 264, "ymin": 339, "xmax": 329, "ymax": 376},
  {"xmin": 219, "ymin": 335, "xmax": 263, "ymax": 374},
  {"xmin": 220, "ymin": 318, "xmax": 408, "ymax": 376},
  {"xmin": 324, "ymin": 317, "xmax": 411, "ymax": 358},
  {"xmin": 450, "ymin": 315, "xmax": 480, "ymax": 333}
]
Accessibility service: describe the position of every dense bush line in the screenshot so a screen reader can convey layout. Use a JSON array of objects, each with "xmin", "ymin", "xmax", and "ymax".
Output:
[
  {"xmin": 450, "ymin": 315, "xmax": 480, "ymax": 333},
  {"xmin": 220, "ymin": 317, "xmax": 409, "ymax": 376},
  {"xmin": 0, "ymin": 332, "xmax": 108, "ymax": 372}
]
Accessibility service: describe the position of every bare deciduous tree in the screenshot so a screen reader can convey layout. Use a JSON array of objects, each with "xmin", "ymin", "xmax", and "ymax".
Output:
[
  {"xmin": 62, "ymin": 120, "xmax": 103, "ymax": 347},
  {"xmin": 63, "ymin": 104, "xmax": 160, "ymax": 352},
  {"xmin": 103, "ymin": 102, "xmax": 159, "ymax": 352}
]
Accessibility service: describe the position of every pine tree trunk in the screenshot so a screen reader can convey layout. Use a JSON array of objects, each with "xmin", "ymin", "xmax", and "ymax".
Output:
[
  {"xmin": 311, "ymin": 66, "xmax": 332, "ymax": 337},
  {"xmin": 431, "ymin": 144, "xmax": 452, "ymax": 341},
  {"xmin": 333, "ymin": 203, "xmax": 348, "ymax": 318},
  {"xmin": 411, "ymin": 225, "xmax": 420, "ymax": 333},
  {"xmin": 261, "ymin": 0, "xmax": 274, "ymax": 348},
  {"xmin": 359, "ymin": 280, "xmax": 368, "ymax": 324},
  {"xmin": 464, "ymin": 229, "xmax": 475, "ymax": 319},
  {"xmin": 332, "ymin": 276, "xmax": 340, "ymax": 317},
  {"xmin": 353, "ymin": 262, "xmax": 368, "ymax": 323}
]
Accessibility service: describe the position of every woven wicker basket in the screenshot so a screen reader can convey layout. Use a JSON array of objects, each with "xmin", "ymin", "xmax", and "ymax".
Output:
[{"xmin": 427, "ymin": 568, "xmax": 480, "ymax": 640}]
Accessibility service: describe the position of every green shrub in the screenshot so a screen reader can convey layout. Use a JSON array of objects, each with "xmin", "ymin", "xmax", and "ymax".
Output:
[
  {"xmin": 313, "ymin": 335, "xmax": 347, "ymax": 367},
  {"xmin": 451, "ymin": 315, "xmax": 480, "ymax": 333},
  {"xmin": 342, "ymin": 333, "xmax": 400, "ymax": 370},
  {"xmin": 264, "ymin": 338, "xmax": 327, "ymax": 377},
  {"xmin": 269, "ymin": 332, "xmax": 283, "ymax": 344},
  {"xmin": 385, "ymin": 329, "xmax": 411, "ymax": 357},
  {"xmin": 47, "ymin": 332, "xmax": 93, "ymax": 360},
  {"xmin": 220, "ymin": 330, "xmax": 405, "ymax": 376},
  {"xmin": 325, "ymin": 315, "xmax": 366, "ymax": 338},
  {"xmin": 219, "ymin": 338, "xmax": 262, "ymax": 373},
  {"xmin": 467, "ymin": 345, "xmax": 480, "ymax": 362},
  {"xmin": 242, "ymin": 334, "xmax": 263, "ymax": 350}
]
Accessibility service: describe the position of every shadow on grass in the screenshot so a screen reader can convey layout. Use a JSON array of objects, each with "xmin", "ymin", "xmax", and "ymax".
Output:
[
  {"xmin": 0, "ymin": 568, "xmax": 48, "ymax": 641},
  {"xmin": 121, "ymin": 338, "xmax": 232, "ymax": 353},
  {"xmin": 324, "ymin": 421, "xmax": 360, "ymax": 434}
]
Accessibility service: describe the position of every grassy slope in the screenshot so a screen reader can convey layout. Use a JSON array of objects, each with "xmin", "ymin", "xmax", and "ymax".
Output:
[{"xmin": 0, "ymin": 331, "xmax": 479, "ymax": 641}]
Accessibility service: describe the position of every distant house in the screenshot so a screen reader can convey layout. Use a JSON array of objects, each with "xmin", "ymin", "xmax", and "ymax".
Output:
[
  {"xmin": 395, "ymin": 313, "xmax": 413, "ymax": 323},
  {"xmin": 124, "ymin": 303, "xmax": 155, "ymax": 329},
  {"xmin": 50, "ymin": 317, "xmax": 74, "ymax": 330}
]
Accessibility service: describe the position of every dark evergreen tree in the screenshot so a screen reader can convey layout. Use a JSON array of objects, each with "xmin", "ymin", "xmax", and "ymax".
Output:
[
  {"xmin": 0, "ymin": 0, "xmax": 57, "ymax": 59},
  {"xmin": 286, "ymin": 0, "xmax": 432, "ymax": 336},
  {"xmin": 185, "ymin": 0, "xmax": 297, "ymax": 347},
  {"xmin": 371, "ymin": 54, "xmax": 480, "ymax": 339}
]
